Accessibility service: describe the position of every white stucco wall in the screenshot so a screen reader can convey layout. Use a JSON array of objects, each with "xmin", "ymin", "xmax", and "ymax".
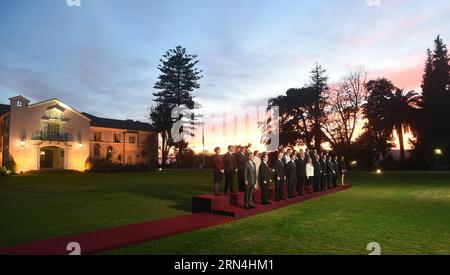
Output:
[{"xmin": 8, "ymin": 96, "xmax": 90, "ymax": 172}]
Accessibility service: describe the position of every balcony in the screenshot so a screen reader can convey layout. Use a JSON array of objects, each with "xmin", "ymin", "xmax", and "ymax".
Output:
[{"xmin": 32, "ymin": 131, "xmax": 73, "ymax": 142}]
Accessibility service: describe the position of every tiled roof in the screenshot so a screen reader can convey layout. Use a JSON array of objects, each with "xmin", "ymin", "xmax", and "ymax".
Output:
[
  {"xmin": 0, "ymin": 104, "xmax": 10, "ymax": 116},
  {"xmin": 82, "ymin": 112, "xmax": 154, "ymax": 132},
  {"xmin": 0, "ymin": 103, "xmax": 153, "ymax": 132}
]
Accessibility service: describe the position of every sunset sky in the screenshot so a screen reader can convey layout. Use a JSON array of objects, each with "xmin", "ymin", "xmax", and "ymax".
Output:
[{"xmin": 1, "ymin": 0, "xmax": 449, "ymax": 152}]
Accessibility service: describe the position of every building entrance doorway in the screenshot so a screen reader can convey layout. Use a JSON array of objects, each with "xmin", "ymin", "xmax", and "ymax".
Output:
[{"xmin": 40, "ymin": 146, "xmax": 65, "ymax": 169}]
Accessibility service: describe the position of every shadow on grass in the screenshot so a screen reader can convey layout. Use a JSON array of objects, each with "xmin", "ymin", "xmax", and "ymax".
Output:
[{"xmin": 124, "ymin": 170, "xmax": 215, "ymax": 212}]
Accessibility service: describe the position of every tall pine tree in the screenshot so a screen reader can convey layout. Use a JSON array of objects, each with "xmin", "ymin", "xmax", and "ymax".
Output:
[
  {"xmin": 150, "ymin": 46, "xmax": 203, "ymax": 166},
  {"xmin": 414, "ymin": 35, "xmax": 450, "ymax": 167},
  {"xmin": 419, "ymin": 36, "xmax": 450, "ymax": 141},
  {"xmin": 309, "ymin": 63, "xmax": 329, "ymax": 150},
  {"xmin": 431, "ymin": 36, "xmax": 450, "ymax": 99},
  {"xmin": 420, "ymin": 48, "xmax": 433, "ymax": 108}
]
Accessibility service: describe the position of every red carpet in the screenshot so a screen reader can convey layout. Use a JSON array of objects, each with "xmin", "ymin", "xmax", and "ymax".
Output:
[
  {"xmin": 0, "ymin": 213, "xmax": 230, "ymax": 255},
  {"xmin": 0, "ymin": 185, "xmax": 351, "ymax": 255}
]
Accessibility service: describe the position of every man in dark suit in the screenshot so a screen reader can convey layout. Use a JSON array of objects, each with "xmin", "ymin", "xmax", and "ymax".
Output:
[
  {"xmin": 313, "ymin": 154, "xmax": 322, "ymax": 192},
  {"xmin": 243, "ymin": 152, "xmax": 257, "ymax": 209},
  {"xmin": 274, "ymin": 151, "xmax": 286, "ymax": 201},
  {"xmin": 339, "ymin": 156, "xmax": 347, "ymax": 186},
  {"xmin": 223, "ymin": 145, "xmax": 236, "ymax": 194},
  {"xmin": 286, "ymin": 153, "xmax": 297, "ymax": 198},
  {"xmin": 326, "ymin": 155, "xmax": 336, "ymax": 189},
  {"xmin": 320, "ymin": 154, "xmax": 328, "ymax": 191},
  {"xmin": 236, "ymin": 146, "xmax": 248, "ymax": 192},
  {"xmin": 296, "ymin": 151, "xmax": 307, "ymax": 195},
  {"xmin": 258, "ymin": 152, "xmax": 272, "ymax": 205},
  {"xmin": 283, "ymin": 148, "xmax": 292, "ymax": 165}
]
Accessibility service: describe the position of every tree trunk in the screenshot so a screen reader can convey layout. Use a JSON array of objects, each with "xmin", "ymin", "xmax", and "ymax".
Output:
[
  {"xmin": 161, "ymin": 132, "xmax": 169, "ymax": 167},
  {"xmin": 314, "ymin": 121, "xmax": 321, "ymax": 151},
  {"xmin": 397, "ymin": 124, "xmax": 406, "ymax": 162},
  {"xmin": 177, "ymin": 145, "xmax": 183, "ymax": 168}
]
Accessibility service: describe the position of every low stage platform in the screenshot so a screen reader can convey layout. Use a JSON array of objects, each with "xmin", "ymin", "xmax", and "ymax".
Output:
[{"xmin": 193, "ymin": 184, "xmax": 352, "ymax": 219}]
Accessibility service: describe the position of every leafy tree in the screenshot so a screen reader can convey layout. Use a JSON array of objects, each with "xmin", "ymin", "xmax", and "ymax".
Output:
[
  {"xmin": 150, "ymin": 46, "xmax": 203, "ymax": 166},
  {"xmin": 352, "ymin": 129, "xmax": 394, "ymax": 169},
  {"xmin": 362, "ymin": 78, "xmax": 396, "ymax": 161},
  {"xmin": 362, "ymin": 78, "xmax": 419, "ymax": 163},
  {"xmin": 148, "ymin": 103, "xmax": 171, "ymax": 165},
  {"xmin": 390, "ymin": 88, "xmax": 420, "ymax": 162},
  {"xmin": 268, "ymin": 87, "xmax": 318, "ymax": 147},
  {"xmin": 323, "ymin": 68, "xmax": 368, "ymax": 155},
  {"xmin": 266, "ymin": 63, "xmax": 329, "ymax": 150}
]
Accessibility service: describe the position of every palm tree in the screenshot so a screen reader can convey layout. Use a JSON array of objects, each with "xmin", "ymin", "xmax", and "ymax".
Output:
[{"xmin": 389, "ymin": 89, "xmax": 420, "ymax": 162}]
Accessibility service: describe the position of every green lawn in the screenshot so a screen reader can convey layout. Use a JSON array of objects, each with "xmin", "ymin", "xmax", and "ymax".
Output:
[
  {"xmin": 0, "ymin": 170, "xmax": 211, "ymax": 247},
  {"xmin": 1, "ymin": 170, "xmax": 449, "ymax": 254}
]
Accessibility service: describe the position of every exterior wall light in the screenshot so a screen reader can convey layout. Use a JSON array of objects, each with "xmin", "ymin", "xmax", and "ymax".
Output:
[{"xmin": 19, "ymin": 138, "xmax": 26, "ymax": 148}]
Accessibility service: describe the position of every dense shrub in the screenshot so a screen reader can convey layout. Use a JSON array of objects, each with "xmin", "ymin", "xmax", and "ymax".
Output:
[
  {"xmin": 2, "ymin": 161, "xmax": 17, "ymax": 175},
  {"xmin": 0, "ymin": 166, "xmax": 12, "ymax": 176},
  {"xmin": 8, "ymin": 161, "xmax": 17, "ymax": 173},
  {"xmin": 409, "ymin": 139, "xmax": 450, "ymax": 170}
]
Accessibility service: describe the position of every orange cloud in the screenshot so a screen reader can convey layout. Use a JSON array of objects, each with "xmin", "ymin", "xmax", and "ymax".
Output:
[{"xmin": 369, "ymin": 63, "xmax": 424, "ymax": 91}]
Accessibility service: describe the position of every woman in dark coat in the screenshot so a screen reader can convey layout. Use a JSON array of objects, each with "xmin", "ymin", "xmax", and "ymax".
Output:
[{"xmin": 212, "ymin": 147, "xmax": 225, "ymax": 196}]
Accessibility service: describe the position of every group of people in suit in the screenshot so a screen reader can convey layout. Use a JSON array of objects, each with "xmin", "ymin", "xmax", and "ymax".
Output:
[{"xmin": 212, "ymin": 146, "xmax": 347, "ymax": 210}]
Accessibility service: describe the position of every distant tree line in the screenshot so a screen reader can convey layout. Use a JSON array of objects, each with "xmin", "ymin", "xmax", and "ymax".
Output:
[
  {"xmin": 267, "ymin": 35, "xmax": 450, "ymax": 170},
  {"xmin": 149, "ymin": 36, "xmax": 449, "ymax": 170}
]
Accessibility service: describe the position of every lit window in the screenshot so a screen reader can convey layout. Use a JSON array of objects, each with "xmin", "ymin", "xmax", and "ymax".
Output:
[{"xmin": 46, "ymin": 123, "xmax": 60, "ymax": 134}]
